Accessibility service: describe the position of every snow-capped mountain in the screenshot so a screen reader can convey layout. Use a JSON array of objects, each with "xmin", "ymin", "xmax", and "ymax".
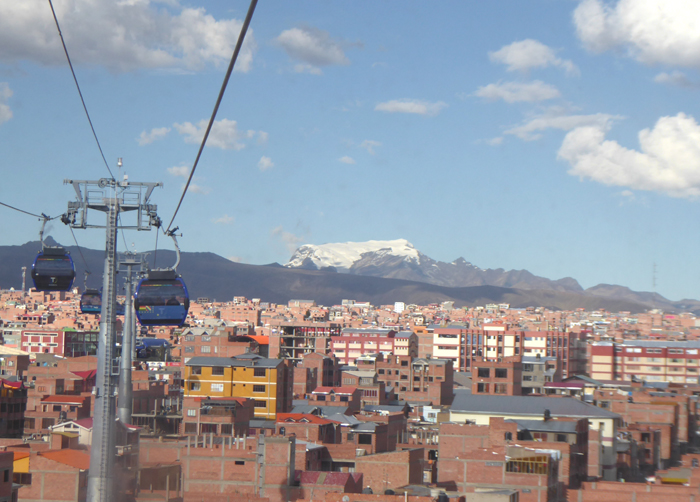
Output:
[{"xmin": 285, "ymin": 239, "xmax": 584, "ymax": 293}]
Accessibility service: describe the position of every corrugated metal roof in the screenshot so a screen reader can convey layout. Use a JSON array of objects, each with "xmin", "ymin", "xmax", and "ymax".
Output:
[{"xmin": 450, "ymin": 390, "xmax": 620, "ymax": 419}]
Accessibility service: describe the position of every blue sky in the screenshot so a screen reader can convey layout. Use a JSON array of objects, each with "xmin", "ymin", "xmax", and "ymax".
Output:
[{"xmin": 2, "ymin": 0, "xmax": 700, "ymax": 301}]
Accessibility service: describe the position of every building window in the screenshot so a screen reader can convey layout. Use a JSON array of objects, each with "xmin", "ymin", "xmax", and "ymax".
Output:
[
  {"xmin": 191, "ymin": 367, "xmax": 202, "ymax": 375},
  {"xmin": 477, "ymin": 383, "xmax": 490, "ymax": 393},
  {"xmin": 211, "ymin": 383, "xmax": 224, "ymax": 393},
  {"xmin": 184, "ymin": 423, "xmax": 197, "ymax": 433},
  {"xmin": 253, "ymin": 385, "xmax": 266, "ymax": 393},
  {"xmin": 201, "ymin": 346, "xmax": 211, "ymax": 353},
  {"xmin": 212, "ymin": 367, "xmax": 225, "ymax": 376},
  {"xmin": 494, "ymin": 384, "xmax": 507, "ymax": 394},
  {"xmin": 254, "ymin": 368, "xmax": 266, "ymax": 377},
  {"xmin": 495, "ymin": 368, "xmax": 508, "ymax": 378},
  {"xmin": 184, "ymin": 346, "xmax": 194, "ymax": 353},
  {"xmin": 504, "ymin": 432, "xmax": 513, "ymax": 441},
  {"xmin": 358, "ymin": 434, "xmax": 372, "ymax": 445},
  {"xmin": 557, "ymin": 434, "xmax": 567, "ymax": 443},
  {"xmin": 254, "ymin": 400, "xmax": 266, "ymax": 408},
  {"xmin": 202, "ymin": 335, "xmax": 211, "ymax": 342},
  {"xmin": 477, "ymin": 368, "xmax": 490, "ymax": 378},
  {"xmin": 185, "ymin": 335, "xmax": 195, "ymax": 342},
  {"xmin": 401, "ymin": 360, "xmax": 408, "ymax": 367},
  {"xmin": 190, "ymin": 382, "xmax": 200, "ymax": 391},
  {"xmin": 187, "ymin": 409, "xmax": 197, "ymax": 417}
]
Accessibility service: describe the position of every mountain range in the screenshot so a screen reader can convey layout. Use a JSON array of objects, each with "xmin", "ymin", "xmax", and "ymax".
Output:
[{"xmin": 1, "ymin": 237, "xmax": 697, "ymax": 314}]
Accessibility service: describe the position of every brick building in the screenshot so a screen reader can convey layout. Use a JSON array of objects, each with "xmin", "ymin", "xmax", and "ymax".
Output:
[
  {"xmin": 591, "ymin": 340, "xmax": 700, "ymax": 384},
  {"xmin": 181, "ymin": 396, "xmax": 254, "ymax": 436},
  {"xmin": 267, "ymin": 321, "xmax": 342, "ymax": 365},
  {"xmin": 184, "ymin": 354, "xmax": 293, "ymax": 420},
  {"xmin": 331, "ymin": 328, "xmax": 417, "ymax": 366}
]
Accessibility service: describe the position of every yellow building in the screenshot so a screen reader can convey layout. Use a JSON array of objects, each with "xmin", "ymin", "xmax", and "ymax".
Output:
[{"xmin": 184, "ymin": 354, "xmax": 292, "ymax": 420}]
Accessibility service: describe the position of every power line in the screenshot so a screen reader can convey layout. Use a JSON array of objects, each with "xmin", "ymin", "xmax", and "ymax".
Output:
[
  {"xmin": 47, "ymin": 0, "xmax": 114, "ymax": 180},
  {"xmin": 165, "ymin": 0, "xmax": 258, "ymax": 233}
]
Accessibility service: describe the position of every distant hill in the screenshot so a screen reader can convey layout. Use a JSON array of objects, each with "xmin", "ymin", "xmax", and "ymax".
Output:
[{"xmin": 0, "ymin": 238, "xmax": 691, "ymax": 314}]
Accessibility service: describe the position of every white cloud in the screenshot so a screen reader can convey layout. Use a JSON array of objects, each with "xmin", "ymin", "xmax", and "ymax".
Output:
[
  {"xmin": 213, "ymin": 214, "xmax": 235, "ymax": 225},
  {"xmin": 167, "ymin": 165, "xmax": 189, "ymax": 177},
  {"xmin": 574, "ymin": 0, "xmax": 700, "ymax": 67},
  {"xmin": 558, "ymin": 113, "xmax": 700, "ymax": 198},
  {"xmin": 138, "ymin": 126, "xmax": 171, "ymax": 145},
  {"xmin": 0, "ymin": 83, "xmax": 12, "ymax": 125},
  {"xmin": 271, "ymin": 226, "xmax": 305, "ymax": 254},
  {"xmin": 359, "ymin": 140, "xmax": 382, "ymax": 155},
  {"xmin": 187, "ymin": 183, "xmax": 210, "ymax": 195},
  {"xmin": 257, "ymin": 131, "xmax": 269, "ymax": 145},
  {"xmin": 339, "ymin": 156, "xmax": 356, "ymax": 164},
  {"xmin": 486, "ymin": 137, "xmax": 504, "ymax": 146},
  {"xmin": 375, "ymin": 99, "xmax": 447, "ymax": 116},
  {"xmin": 489, "ymin": 39, "xmax": 579, "ymax": 75},
  {"xmin": 227, "ymin": 256, "xmax": 243, "ymax": 263},
  {"xmin": 654, "ymin": 71, "xmax": 700, "ymax": 89},
  {"xmin": 258, "ymin": 156, "xmax": 274, "ymax": 171},
  {"xmin": 505, "ymin": 110, "xmax": 621, "ymax": 141},
  {"xmin": 0, "ymin": 1, "xmax": 256, "ymax": 72},
  {"xmin": 294, "ymin": 63, "xmax": 323, "ymax": 75},
  {"xmin": 475, "ymin": 81, "xmax": 561, "ymax": 103},
  {"xmin": 174, "ymin": 118, "xmax": 256, "ymax": 150},
  {"xmin": 275, "ymin": 27, "xmax": 350, "ymax": 74}
]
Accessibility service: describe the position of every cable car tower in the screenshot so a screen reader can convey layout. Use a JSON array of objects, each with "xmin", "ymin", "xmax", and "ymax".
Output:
[{"xmin": 63, "ymin": 171, "xmax": 162, "ymax": 502}]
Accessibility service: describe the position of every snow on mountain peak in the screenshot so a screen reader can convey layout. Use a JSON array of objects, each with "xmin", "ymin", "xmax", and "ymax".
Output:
[{"xmin": 286, "ymin": 239, "xmax": 420, "ymax": 270}]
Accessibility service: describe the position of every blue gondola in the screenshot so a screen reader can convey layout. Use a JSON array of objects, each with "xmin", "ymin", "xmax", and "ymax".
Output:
[
  {"xmin": 80, "ymin": 289, "xmax": 102, "ymax": 314},
  {"xmin": 133, "ymin": 270, "xmax": 189, "ymax": 326},
  {"xmin": 135, "ymin": 337, "xmax": 170, "ymax": 359},
  {"xmin": 31, "ymin": 248, "xmax": 76, "ymax": 291}
]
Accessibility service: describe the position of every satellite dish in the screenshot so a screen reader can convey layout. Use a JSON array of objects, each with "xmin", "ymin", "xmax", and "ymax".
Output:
[{"xmin": 342, "ymin": 497, "xmax": 350, "ymax": 502}]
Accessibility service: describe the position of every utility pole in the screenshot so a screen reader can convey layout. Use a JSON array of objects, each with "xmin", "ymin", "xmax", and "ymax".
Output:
[
  {"xmin": 21, "ymin": 267, "xmax": 26, "ymax": 296},
  {"xmin": 117, "ymin": 252, "xmax": 144, "ymax": 425},
  {"xmin": 64, "ymin": 172, "xmax": 161, "ymax": 502}
]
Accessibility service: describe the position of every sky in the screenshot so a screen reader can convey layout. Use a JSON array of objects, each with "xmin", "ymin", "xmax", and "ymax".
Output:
[{"xmin": 1, "ymin": 0, "xmax": 700, "ymax": 301}]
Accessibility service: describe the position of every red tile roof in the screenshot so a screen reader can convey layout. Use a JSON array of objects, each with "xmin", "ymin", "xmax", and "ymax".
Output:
[
  {"xmin": 71, "ymin": 370, "xmax": 96, "ymax": 380},
  {"xmin": 40, "ymin": 449, "xmax": 90, "ymax": 470},
  {"xmin": 277, "ymin": 413, "xmax": 333, "ymax": 425},
  {"xmin": 247, "ymin": 335, "xmax": 270, "ymax": 345}
]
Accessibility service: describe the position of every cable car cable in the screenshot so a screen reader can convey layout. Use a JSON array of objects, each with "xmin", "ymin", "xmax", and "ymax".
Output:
[
  {"xmin": 68, "ymin": 226, "xmax": 91, "ymax": 276},
  {"xmin": 0, "ymin": 201, "xmax": 55, "ymax": 220},
  {"xmin": 164, "ymin": 0, "xmax": 258, "ymax": 233},
  {"xmin": 47, "ymin": 0, "xmax": 114, "ymax": 180}
]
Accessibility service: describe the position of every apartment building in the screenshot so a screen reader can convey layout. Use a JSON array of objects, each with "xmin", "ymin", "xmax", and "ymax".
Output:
[
  {"xmin": 590, "ymin": 341, "xmax": 700, "ymax": 383},
  {"xmin": 330, "ymin": 328, "xmax": 417, "ymax": 365},
  {"xmin": 355, "ymin": 354, "xmax": 454, "ymax": 405},
  {"xmin": 427, "ymin": 323, "xmax": 586, "ymax": 377},
  {"xmin": 183, "ymin": 354, "xmax": 293, "ymax": 420},
  {"xmin": 267, "ymin": 321, "xmax": 342, "ymax": 365}
]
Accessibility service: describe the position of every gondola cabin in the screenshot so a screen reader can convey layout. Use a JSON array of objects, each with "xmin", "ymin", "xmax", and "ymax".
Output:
[
  {"xmin": 80, "ymin": 289, "xmax": 101, "ymax": 314},
  {"xmin": 134, "ymin": 270, "xmax": 189, "ymax": 326},
  {"xmin": 31, "ymin": 248, "xmax": 76, "ymax": 291}
]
